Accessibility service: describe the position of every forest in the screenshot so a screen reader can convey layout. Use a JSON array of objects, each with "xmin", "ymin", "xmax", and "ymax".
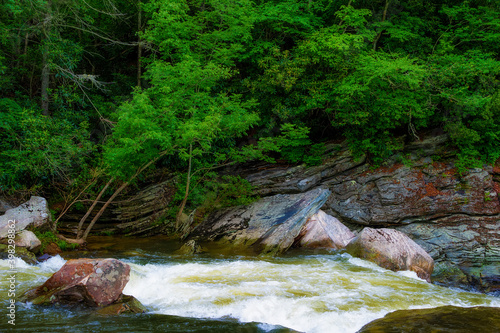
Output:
[{"xmin": 1, "ymin": 0, "xmax": 500, "ymax": 237}]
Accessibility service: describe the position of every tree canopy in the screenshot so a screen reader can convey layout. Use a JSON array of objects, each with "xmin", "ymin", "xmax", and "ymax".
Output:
[{"xmin": 1, "ymin": 0, "xmax": 500, "ymax": 223}]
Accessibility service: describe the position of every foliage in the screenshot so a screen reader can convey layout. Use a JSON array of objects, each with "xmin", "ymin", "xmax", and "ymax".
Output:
[
  {"xmin": 2, "ymin": 0, "xmax": 500, "ymax": 230},
  {"xmin": 34, "ymin": 231, "xmax": 79, "ymax": 252},
  {"xmin": 0, "ymin": 99, "xmax": 94, "ymax": 191}
]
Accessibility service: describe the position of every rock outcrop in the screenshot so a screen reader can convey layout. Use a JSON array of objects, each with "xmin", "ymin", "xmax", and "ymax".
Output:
[
  {"xmin": 234, "ymin": 135, "xmax": 499, "ymax": 292},
  {"xmin": 346, "ymin": 228, "xmax": 434, "ymax": 281},
  {"xmin": 23, "ymin": 258, "xmax": 130, "ymax": 307},
  {"xmin": 0, "ymin": 196, "xmax": 51, "ymax": 238},
  {"xmin": 189, "ymin": 188, "xmax": 331, "ymax": 255},
  {"xmin": 294, "ymin": 210, "xmax": 355, "ymax": 249}
]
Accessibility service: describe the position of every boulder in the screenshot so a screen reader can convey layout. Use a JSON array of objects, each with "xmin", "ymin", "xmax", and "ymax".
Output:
[
  {"xmin": 294, "ymin": 210, "xmax": 355, "ymax": 249},
  {"xmin": 346, "ymin": 228, "xmax": 434, "ymax": 282},
  {"xmin": 44, "ymin": 242, "xmax": 62, "ymax": 255},
  {"xmin": 22, "ymin": 258, "xmax": 130, "ymax": 307},
  {"xmin": 14, "ymin": 230, "xmax": 41, "ymax": 251},
  {"xmin": 175, "ymin": 240, "xmax": 203, "ymax": 255},
  {"xmin": 358, "ymin": 306, "xmax": 500, "ymax": 333},
  {"xmin": 189, "ymin": 188, "xmax": 331, "ymax": 255},
  {"xmin": 0, "ymin": 196, "xmax": 51, "ymax": 238}
]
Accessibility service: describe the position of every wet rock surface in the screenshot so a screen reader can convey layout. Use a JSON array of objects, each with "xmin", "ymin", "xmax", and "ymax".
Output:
[
  {"xmin": 189, "ymin": 188, "xmax": 331, "ymax": 255},
  {"xmin": 357, "ymin": 306, "xmax": 500, "ymax": 333},
  {"xmin": 22, "ymin": 258, "xmax": 131, "ymax": 307}
]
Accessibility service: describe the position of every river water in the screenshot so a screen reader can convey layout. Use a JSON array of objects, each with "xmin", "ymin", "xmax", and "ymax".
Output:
[{"xmin": 1, "ymin": 237, "xmax": 499, "ymax": 332}]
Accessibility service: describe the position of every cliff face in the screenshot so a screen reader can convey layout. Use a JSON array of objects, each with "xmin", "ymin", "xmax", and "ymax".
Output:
[{"xmin": 237, "ymin": 135, "xmax": 500, "ymax": 293}]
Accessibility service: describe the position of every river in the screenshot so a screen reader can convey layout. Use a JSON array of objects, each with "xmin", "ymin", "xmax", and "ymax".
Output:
[{"xmin": 1, "ymin": 236, "xmax": 499, "ymax": 332}]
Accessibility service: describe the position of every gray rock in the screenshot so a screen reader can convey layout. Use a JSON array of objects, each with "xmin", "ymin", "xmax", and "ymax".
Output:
[
  {"xmin": 0, "ymin": 196, "xmax": 51, "ymax": 238},
  {"xmin": 189, "ymin": 188, "xmax": 331, "ymax": 255},
  {"xmin": 295, "ymin": 210, "xmax": 355, "ymax": 249},
  {"xmin": 346, "ymin": 227, "xmax": 434, "ymax": 282},
  {"xmin": 14, "ymin": 230, "xmax": 41, "ymax": 251}
]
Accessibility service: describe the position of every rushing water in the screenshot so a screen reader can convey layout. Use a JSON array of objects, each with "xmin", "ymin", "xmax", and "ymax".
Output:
[{"xmin": 1, "ymin": 237, "xmax": 499, "ymax": 332}]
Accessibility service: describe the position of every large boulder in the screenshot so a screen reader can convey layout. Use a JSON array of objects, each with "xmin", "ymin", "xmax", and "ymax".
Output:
[
  {"xmin": 0, "ymin": 196, "xmax": 51, "ymax": 238},
  {"xmin": 346, "ymin": 227, "xmax": 434, "ymax": 282},
  {"xmin": 22, "ymin": 258, "xmax": 130, "ymax": 307},
  {"xmin": 294, "ymin": 210, "xmax": 355, "ymax": 249},
  {"xmin": 358, "ymin": 306, "xmax": 500, "ymax": 333},
  {"xmin": 189, "ymin": 188, "xmax": 331, "ymax": 255}
]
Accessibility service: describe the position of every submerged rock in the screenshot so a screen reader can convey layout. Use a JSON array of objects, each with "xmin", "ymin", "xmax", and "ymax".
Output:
[
  {"xmin": 357, "ymin": 306, "xmax": 500, "ymax": 333},
  {"xmin": 294, "ymin": 210, "xmax": 355, "ymax": 249},
  {"xmin": 346, "ymin": 227, "xmax": 434, "ymax": 282},
  {"xmin": 0, "ymin": 196, "xmax": 51, "ymax": 238},
  {"xmin": 175, "ymin": 240, "xmax": 203, "ymax": 255},
  {"xmin": 189, "ymin": 188, "xmax": 331, "ymax": 255},
  {"xmin": 22, "ymin": 258, "xmax": 130, "ymax": 307},
  {"xmin": 96, "ymin": 295, "xmax": 147, "ymax": 315}
]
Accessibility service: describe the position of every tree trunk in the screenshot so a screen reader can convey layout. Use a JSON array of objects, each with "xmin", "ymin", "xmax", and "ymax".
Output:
[
  {"xmin": 373, "ymin": 0, "xmax": 390, "ymax": 51},
  {"xmin": 41, "ymin": 43, "xmax": 50, "ymax": 116},
  {"xmin": 81, "ymin": 181, "xmax": 129, "ymax": 240},
  {"xmin": 41, "ymin": 0, "xmax": 52, "ymax": 116},
  {"xmin": 76, "ymin": 177, "xmax": 114, "ymax": 238},
  {"xmin": 137, "ymin": 1, "xmax": 142, "ymax": 88},
  {"xmin": 176, "ymin": 144, "xmax": 193, "ymax": 230}
]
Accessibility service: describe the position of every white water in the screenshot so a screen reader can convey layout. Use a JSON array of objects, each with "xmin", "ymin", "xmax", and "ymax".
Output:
[{"xmin": 3, "ymin": 254, "xmax": 500, "ymax": 333}]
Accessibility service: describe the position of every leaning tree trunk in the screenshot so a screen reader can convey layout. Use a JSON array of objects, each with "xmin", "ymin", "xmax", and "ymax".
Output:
[
  {"xmin": 81, "ymin": 181, "xmax": 129, "ymax": 240},
  {"xmin": 176, "ymin": 144, "xmax": 192, "ymax": 230},
  {"xmin": 76, "ymin": 177, "xmax": 114, "ymax": 238}
]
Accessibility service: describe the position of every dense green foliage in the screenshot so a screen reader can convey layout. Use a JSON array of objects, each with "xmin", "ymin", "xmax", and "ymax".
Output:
[{"xmin": 2, "ymin": 0, "xmax": 500, "ymax": 213}]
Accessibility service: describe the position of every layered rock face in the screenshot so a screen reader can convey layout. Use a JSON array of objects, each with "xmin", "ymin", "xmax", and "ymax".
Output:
[
  {"xmin": 237, "ymin": 135, "xmax": 499, "ymax": 292},
  {"xmin": 189, "ymin": 188, "xmax": 331, "ymax": 255}
]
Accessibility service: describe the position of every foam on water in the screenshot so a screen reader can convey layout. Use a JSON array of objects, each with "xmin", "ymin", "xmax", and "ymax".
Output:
[
  {"xmin": 37, "ymin": 255, "xmax": 66, "ymax": 273},
  {"xmin": 122, "ymin": 256, "xmax": 500, "ymax": 333}
]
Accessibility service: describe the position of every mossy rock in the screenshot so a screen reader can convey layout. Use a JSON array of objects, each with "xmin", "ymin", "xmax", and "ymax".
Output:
[
  {"xmin": 96, "ymin": 295, "xmax": 147, "ymax": 315},
  {"xmin": 431, "ymin": 262, "xmax": 468, "ymax": 287},
  {"xmin": 358, "ymin": 306, "xmax": 500, "ymax": 332},
  {"xmin": 0, "ymin": 244, "xmax": 37, "ymax": 265}
]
